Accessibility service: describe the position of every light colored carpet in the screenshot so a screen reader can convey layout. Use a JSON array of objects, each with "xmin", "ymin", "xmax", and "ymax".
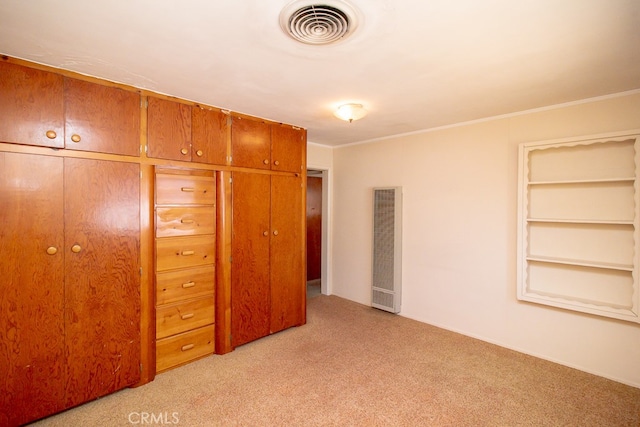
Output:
[{"xmin": 31, "ymin": 295, "xmax": 640, "ymax": 426}]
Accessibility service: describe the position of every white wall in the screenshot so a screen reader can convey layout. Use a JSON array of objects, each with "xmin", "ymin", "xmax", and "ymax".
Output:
[{"xmin": 328, "ymin": 91, "xmax": 640, "ymax": 388}]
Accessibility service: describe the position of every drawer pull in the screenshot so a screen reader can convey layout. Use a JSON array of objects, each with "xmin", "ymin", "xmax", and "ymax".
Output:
[
  {"xmin": 182, "ymin": 281, "xmax": 196, "ymax": 288},
  {"xmin": 180, "ymin": 313, "xmax": 195, "ymax": 320},
  {"xmin": 181, "ymin": 344, "xmax": 195, "ymax": 352},
  {"xmin": 180, "ymin": 219, "xmax": 195, "ymax": 224},
  {"xmin": 180, "ymin": 187, "xmax": 195, "ymax": 192},
  {"xmin": 181, "ymin": 250, "xmax": 195, "ymax": 256}
]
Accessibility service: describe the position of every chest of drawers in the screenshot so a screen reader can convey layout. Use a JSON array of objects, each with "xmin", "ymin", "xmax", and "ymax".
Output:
[{"xmin": 155, "ymin": 169, "xmax": 216, "ymax": 372}]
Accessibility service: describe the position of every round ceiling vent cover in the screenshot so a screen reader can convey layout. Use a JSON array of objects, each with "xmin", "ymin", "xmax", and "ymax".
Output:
[{"xmin": 280, "ymin": 1, "xmax": 361, "ymax": 45}]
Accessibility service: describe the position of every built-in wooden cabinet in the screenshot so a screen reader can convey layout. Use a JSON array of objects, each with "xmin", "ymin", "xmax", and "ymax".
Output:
[
  {"xmin": 155, "ymin": 169, "xmax": 216, "ymax": 372},
  {"xmin": 0, "ymin": 56, "xmax": 307, "ymax": 423},
  {"xmin": 147, "ymin": 97, "xmax": 229, "ymax": 165},
  {"xmin": 231, "ymin": 116, "xmax": 305, "ymax": 173},
  {"xmin": 231, "ymin": 172, "xmax": 305, "ymax": 347},
  {"xmin": 0, "ymin": 60, "xmax": 140, "ymax": 156},
  {"xmin": 0, "ymin": 152, "xmax": 141, "ymax": 426}
]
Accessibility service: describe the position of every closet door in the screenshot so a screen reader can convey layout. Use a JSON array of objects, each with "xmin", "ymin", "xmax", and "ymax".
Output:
[
  {"xmin": 230, "ymin": 117, "xmax": 271, "ymax": 170},
  {"xmin": 0, "ymin": 152, "xmax": 65, "ymax": 426},
  {"xmin": 231, "ymin": 172, "xmax": 271, "ymax": 347},
  {"xmin": 270, "ymin": 175, "xmax": 305, "ymax": 333},
  {"xmin": 64, "ymin": 158, "xmax": 141, "ymax": 407},
  {"xmin": 147, "ymin": 97, "xmax": 192, "ymax": 161},
  {"xmin": 0, "ymin": 61, "xmax": 64, "ymax": 148}
]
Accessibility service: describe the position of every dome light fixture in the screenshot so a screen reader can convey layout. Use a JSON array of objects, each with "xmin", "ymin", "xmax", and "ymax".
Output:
[{"xmin": 334, "ymin": 103, "xmax": 367, "ymax": 123}]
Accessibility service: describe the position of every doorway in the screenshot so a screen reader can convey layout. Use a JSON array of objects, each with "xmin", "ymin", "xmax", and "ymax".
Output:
[{"xmin": 306, "ymin": 170, "xmax": 323, "ymax": 299}]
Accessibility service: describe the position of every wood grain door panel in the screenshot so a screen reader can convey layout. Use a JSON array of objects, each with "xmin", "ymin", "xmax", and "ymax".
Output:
[
  {"xmin": 271, "ymin": 124, "xmax": 304, "ymax": 173},
  {"xmin": 230, "ymin": 117, "xmax": 270, "ymax": 170},
  {"xmin": 306, "ymin": 176, "xmax": 322, "ymax": 281},
  {"xmin": 270, "ymin": 175, "xmax": 304, "ymax": 333},
  {"xmin": 192, "ymin": 106, "xmax": 228, "ymax": 166},
  {"xmin": 231, "ymin": 172, "xmax": 271, "ymax": 347},
  {"xmin": 63, "ymin": 158, "xmax": 140, "ymax": 408},
  {"xmin": 0, "ymin": 152, "xmax": 65, "ymax": 426},
  {"xmin": 64, "ymin": 77, "xmax": 141, "ymax": 156},
  {"xmin": 147, "ymin": 97, "xmax": 192, "ymax": 161},
  {"xmin": 0, "ymin": 61, "xmax": 64, "ymax": 148}
]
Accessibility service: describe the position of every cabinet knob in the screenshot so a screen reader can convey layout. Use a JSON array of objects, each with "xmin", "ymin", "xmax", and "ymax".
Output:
[
  {"xmin": 263, "ymin": 159, "xmax": 269, "ymax": 165},
  {"xmin": 181, "ymin": 250, "xmax": 195, "ymax": 256},
  {"xmin": 45, "ymin": 130, "xmax": 57, "ymax": 139},
  {"xmin": 182, "ymin": 281, "xmax": 196, "ymax": 289},
  {"xmin": 273, "ymin": 230, "xmax": 279, "ymax": 236},
  {"xmin": 181, "ymin": 148, "xmax": 189, "ymax": 155},
  {"xmin": 263, "ymin": 231, "xmax": 269, "ymax": 236},
  {"xmin": 274, "ymin": 160, "xmax": 280, "ymax": 166},
  {"xmin": 180, "ymin": 313, "xmax": 195, "ymax": 320},
  {"xmin": 46, "ymin": 246, "xmax": 58, "ymax": 255},
  {"xmin": 196, "ymin": 150, "xmax": 203, "ymax": 157},
  {"xmin": 71, "ymin": 244, "xmax": 82, "ymax": 253},
  {"xmin": 181, "ymin": 344, "xmax": 195, "ymax": 352},
  {"xmin": 180, "ymin": 218, "xmax": 195, "ymax": 224},
  {"xmin": 70, "ymin": 134, "xmax": 81, "ymax": 143}
]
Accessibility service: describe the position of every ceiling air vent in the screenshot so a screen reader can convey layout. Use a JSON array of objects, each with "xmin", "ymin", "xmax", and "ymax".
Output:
[{"xmin": 280, "ymin": 0, "xmax": 360, "ymax": 45}]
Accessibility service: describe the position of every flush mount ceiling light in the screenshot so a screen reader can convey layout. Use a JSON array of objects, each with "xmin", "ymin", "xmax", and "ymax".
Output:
[
  {"xmin": 334, "ymin": 103, "xmax": 367, "ymax": 122},
  {"xmin": 280, "ymin": 0, "xmax": 361, "ymax": 45}
]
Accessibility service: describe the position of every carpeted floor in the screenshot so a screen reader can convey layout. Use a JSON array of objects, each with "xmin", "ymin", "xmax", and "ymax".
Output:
[{"xmin": 31, "ymin": 295, "xmax": 640, "ymax": 426}]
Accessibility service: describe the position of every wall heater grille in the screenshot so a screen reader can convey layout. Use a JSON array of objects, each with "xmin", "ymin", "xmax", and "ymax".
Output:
[{"xmin": 372, "ymin": 187, "xmax": 402, "ymax": 313}]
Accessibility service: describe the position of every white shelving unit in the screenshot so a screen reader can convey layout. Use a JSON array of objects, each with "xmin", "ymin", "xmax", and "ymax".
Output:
[{"xmin": 517, "ymin": 132, "xmax": 640, "ymax": 322}]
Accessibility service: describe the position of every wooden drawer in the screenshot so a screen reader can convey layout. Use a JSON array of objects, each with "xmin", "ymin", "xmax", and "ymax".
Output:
[
  {"xmin": 156, "ymin": 265, "xmax": 215, "ymax": 305},
  {"xmin": 156, "ymin": 206, "xmax": 215, "ymax": 237},
  {"xmin": 156, "ymin": 173, "xmax": 215, "ymax": 205},
  {"xmin": 156, "ymin": 235, "xmax": 215, "ymax": 271},
  {"xmin": 157, "ymin": 297, "xmax": 214, "ymax": 339},
  {"xmin": 156, "ymin": 325, "xmax": 215, "ymax": 372}
]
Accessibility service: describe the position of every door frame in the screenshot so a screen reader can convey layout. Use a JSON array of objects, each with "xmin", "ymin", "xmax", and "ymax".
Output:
[{"xmin": 306, "ymin": 167, "xmax": 331, "ymax": 296}]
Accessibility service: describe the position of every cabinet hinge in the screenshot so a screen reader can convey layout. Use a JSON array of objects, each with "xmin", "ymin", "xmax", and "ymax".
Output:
[
  {"xmin": 229, "ymin": 256, "xmax": 232, "ymax": 263},
  {"xmin": 140, "ymin": 363, "xmax": 143, "ymax": 373},
  {"xmin": 221, "ymin": 109, "xmax": 230, "ymax": 115},
  {"xmin": 144, "ymin": 145, "xmax": 148, "ymax": 154},
  {"xmin": 141, "ymin": 98, "xmax": 148, "ymax": 108},
  {"xmin": 229, "ymin": 177, "xmax": 233, "ymax": 184},
  {"xmin": 292, "ymin": 126, "xmax": 301, "ymax": 130},
  {"xmin": 139, "ymin": 267, "xmax": 143, "ymax": 276}
]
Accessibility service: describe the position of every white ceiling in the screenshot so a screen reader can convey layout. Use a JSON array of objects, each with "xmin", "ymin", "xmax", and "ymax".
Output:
[{"xmin": 1, "ymin": 0, "xmax": 639, "ymax": 146}]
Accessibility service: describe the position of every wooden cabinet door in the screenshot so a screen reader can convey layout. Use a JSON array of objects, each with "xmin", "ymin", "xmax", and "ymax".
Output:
[
  {"xmin": 271, "ymin": 124, "xmax": 305, "ymax": 173},
  {"xmin": 0, "ymin": 61, "xmax": 64, "ymax": 148},
  {"xmin": 230, "ymin": 117, "xmax": 270, "ymax": 170},
  {"xmin": 231, "ymin": 172, "xmax": 271, "ymax": 347},
  {"xmin": 63, "ymin": 158, "xmax": 141, "ymax": 407},
  {"xmin": 0, "ymin": 152, "xmax": 65, "ymax": 426},
  {"xmin": 270, "ymin": 175, "xmax": 305, "ymax": 333},
  {"xmin": 147, "ymin": 97, "xmax": 192, "ymax": 161},
  {"xmin": 64, "ymin": 77, "xmax": 141, "ymax": 156},
  {"xmin": 192, "ymin": 106, "xmax": 229, "ymax": 166}
]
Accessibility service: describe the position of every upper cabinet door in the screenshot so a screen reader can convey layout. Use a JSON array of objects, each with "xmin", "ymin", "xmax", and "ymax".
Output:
[
  {"xmin": 0, "ymin": 61, "xmax": 64, "ymax": 148},
  {"xmin": 64, "ymin": 78, "xmax": 140, "ymax": 156},
  {"xmin": 147, "ymin": 97, "xmax": 192, "ymax": 161},
  {"xmin": 230, "ymin": 116, "xmax": 271, "ymax": 170},
  {"xmin": 192, "ymin": 106, "xmax": 229, "ymax": 166},
  {"xmin": 271, "ymin": 124, "xmax": 305, "ymax": 173}
]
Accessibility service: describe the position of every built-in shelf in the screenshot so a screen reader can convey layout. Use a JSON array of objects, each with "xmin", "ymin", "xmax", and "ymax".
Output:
[
  {"xmin": 526, "ymin": 256, "xmax": 633, "ymax": 272},
  {"xmin": 517, "ymin": 133, "xmax": 640, "ymax": 323}
]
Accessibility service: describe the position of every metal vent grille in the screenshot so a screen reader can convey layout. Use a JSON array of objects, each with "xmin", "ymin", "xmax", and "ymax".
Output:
[
  {"xmin": 280, "ymin": 1, "xmax": 359, "ymax": 45},
  {"xmin": 372, "ymin": 187, "xmax": 402, "ymax": 313}
]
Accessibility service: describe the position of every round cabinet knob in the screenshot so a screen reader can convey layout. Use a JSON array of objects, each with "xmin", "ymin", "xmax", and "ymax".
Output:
[
  {"xmin": 273, "ymin": 230, "xmax": 279, "ymax": 236},
  {"xmin": 181, "ymin": 148, "xmax": 189, "ymax": 155},
  {"xmin": 196, "ymin": 150, "xmax": 203, "ymax": 157},
  {"xmin": 45, "ymin": 130, "xmax": 57, "ymax": 139},
  {"xmin": 274, "ymin": 160, "xmax": 280, "ymax": 166},
  {"xmin": 70, "ymin": 134, "xmax": 81, "ymax": 143},
  {"xmin": 263, "ymin": 159, "xmax": 269, "ymax": 165},
  {"xmin": 263, "ymin": 231, "xmax": 269, "ymax": 236},
  {"xmin": 71, "ymin": 244, "xmax": 82, "ymax": 253},
  {"xmin": 46, "ymin": 246, "xmax": 58, "ymax": 255}
]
